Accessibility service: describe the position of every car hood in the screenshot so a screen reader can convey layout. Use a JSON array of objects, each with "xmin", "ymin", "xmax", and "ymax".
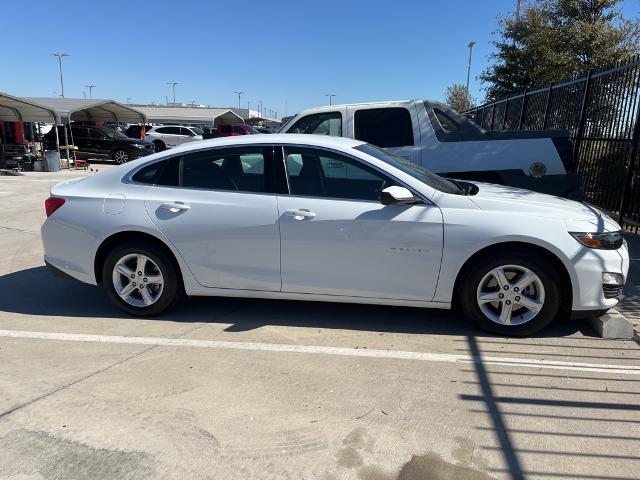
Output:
[{"xmin": 467, "ymin": 182, "xmax": 621, "ymax": 232}]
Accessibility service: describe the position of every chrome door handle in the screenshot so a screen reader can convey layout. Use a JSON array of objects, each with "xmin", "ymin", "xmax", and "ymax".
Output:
[
  {"xmin": 284, "ymin": 209, "xmax": 316, "ymax": 220},
  {"xmin": 160, "ymin": 202, "xmax": 191, "ymax": 213}
]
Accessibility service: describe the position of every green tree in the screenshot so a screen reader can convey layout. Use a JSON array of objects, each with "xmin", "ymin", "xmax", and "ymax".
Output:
[
  {"xmin": 444, "ymin": 84, "xmax": 476, "ymax": 112},
  {"xmin": 481, "ymin": 0, "xmax": 640, "ymax": 100}
]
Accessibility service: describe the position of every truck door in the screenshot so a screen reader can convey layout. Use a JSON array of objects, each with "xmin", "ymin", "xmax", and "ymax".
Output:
[{"xmin": 348, "ymin": 103, "xmax": 422, "ymax": 164}]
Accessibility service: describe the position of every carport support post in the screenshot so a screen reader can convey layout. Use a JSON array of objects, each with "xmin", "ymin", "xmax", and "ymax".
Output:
[
  {"xmin": 63, "ymin": 121, "xmax": 70, "ymax": 168},
  {"xmin": 54, "ymin": 123, "xmax": 61, "ymax": 162}
]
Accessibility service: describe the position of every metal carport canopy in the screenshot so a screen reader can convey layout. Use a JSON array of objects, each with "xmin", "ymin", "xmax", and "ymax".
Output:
[
  {"xmin": 21, "ymin": 97, "xmax": 146, "ymax": 124},
  {"xmin": 0, "ymin": 92, "xmax": 58, "ymax": 123},
  {"xmin": 134, "ymin": 106, "xmax": 243, "ymax": 125}
]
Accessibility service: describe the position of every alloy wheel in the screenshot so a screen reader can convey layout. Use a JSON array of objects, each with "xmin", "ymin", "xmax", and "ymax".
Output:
[
  {"xmin": 476, "ymin": 264, "xmax": 545, "ymax": 326},
  {"xmin": 112, "ymin": 253, "xmax": 164, "ymax": 307},
  {"xmin": 114, "ymin": 150, "xmax": 129, "ymax": 164}
]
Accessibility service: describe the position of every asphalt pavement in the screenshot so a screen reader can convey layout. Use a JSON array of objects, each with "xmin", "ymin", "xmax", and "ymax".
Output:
[{"xmin": 0, "ymin": 167, "xmax": 638, "ymax": 480}]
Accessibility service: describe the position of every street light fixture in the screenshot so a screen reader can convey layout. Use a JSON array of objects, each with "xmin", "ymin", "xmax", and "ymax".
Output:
[
  {"xmin": 233, "ymin": 91, "xmax": 245, "ymax": 110},
  {"xmin": 325, "ymin": 93, "xmax": 336, "ymax": 105},
  {"xmin": 52, "ymin": 52, "xmax": 70, "ymax": 98},
  {"xmin": 167, "ymin": 81, "xmax": 178, "ymax": 106},
  {"xmin": 85, "ymin": 84, "xmax": 95, "ymax": 99}
]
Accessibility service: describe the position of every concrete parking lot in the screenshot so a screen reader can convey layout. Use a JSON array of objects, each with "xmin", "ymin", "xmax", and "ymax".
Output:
[{"xmin": 0, "ymin": 167, "xmax": 639, "ymax": 480}]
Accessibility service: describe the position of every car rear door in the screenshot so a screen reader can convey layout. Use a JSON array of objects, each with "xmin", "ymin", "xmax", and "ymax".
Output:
[
  {"xmin": 143, "ymin": 145, "xmax": 282, "ymax": 291},
  {"xmin": 348, "ymin": 103, "xmax": 422, "ymax": 164},
  {"xmin": 277, "ymin": 145, "xmax": 443, "ymax": 301}
]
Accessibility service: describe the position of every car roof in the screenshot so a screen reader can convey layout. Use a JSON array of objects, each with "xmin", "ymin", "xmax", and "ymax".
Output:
[{"xmin": 160, "ymin": 134, "xmax": 366, "ymax": 155}]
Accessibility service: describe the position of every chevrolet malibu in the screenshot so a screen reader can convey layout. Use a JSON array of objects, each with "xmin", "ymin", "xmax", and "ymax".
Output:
[{"xmin": 41, "ymin": 134, "xmax": 629, "ymax": 336}]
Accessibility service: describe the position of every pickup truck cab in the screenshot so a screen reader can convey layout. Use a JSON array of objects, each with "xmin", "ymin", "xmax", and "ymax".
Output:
[{"xmin": 279, "ymin": 100, "xmax": 581, "ymax": 199}]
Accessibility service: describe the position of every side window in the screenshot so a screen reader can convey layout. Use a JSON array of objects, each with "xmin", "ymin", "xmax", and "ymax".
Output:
[
  {"xmin": 180, "ymin": 127, "xmax": 193, "ymax": 136},
  {"xmin": 132, "ymin": 161, "xmax": 166, "ymax": 184},
  {"xmin": 180, "ymin": 147, "xmax": 266, "ymax": 193},
  {"xmin": 89, "ymin": 129, "xmax": 107, "ymax": 139},
  {"xmin": 284, "ymin": 147, "xmax": 393, "ymax": 201},
  {"xmin": 288, "ymin": 112, "xmax": 342, "ymax": 136},
  {"xmin": 71, "ymin": 127, "xmax": 88, "ymax": 138},
  {"xmin": 155, "ymin": 127, "xmax": 169, "ymax": 134},
  {"xmin": 353, "ymin": 108, "xmax": 414, "ymax": 147},
  {"xmin": 434, "ymin": 109, "xmax": 459, "ymax": 132}
]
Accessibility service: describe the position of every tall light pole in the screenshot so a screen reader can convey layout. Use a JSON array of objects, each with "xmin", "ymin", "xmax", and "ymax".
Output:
[
  {"xmin": 516, "ymin": 0, "xmax": 522, "ymax": 20},
  {"xmin": 234, "ymin": 91, "xmax": 245, "ymax": 110},
  {"xmin": 52, "ymin": 53, "xmax": 70, "ymax": 98},
  {"xmin": 466, "ymin": 42, "xmax": 476, "ymax": 95},
  {"xmin": 127, "ymin": 97, "xmax": 132, "ymax": 105},
  {"xmin": 167, "ymin": 81, "xmax": 178, "ymax": 106},
  {"xmin": 257, "ymin": 100, "xmax": 263, "ymax": 117},
  {"xmin": 325, "ymin": 93, "xmax": 336, "ymax": 105},
  {"xmin": 85, "ymin": 84, "xmax": 95, "ymax": 99}
]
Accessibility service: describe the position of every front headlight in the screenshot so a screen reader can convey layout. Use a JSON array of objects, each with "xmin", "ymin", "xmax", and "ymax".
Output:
[{"xmin": 570, "ymin": 231, "xmax": 624, "ymax": 250}]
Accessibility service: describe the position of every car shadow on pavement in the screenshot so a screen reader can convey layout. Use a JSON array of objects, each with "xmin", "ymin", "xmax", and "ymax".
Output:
[{"xmin": 0, "ymin": 266, "xmax": 597, "ymax": 338}]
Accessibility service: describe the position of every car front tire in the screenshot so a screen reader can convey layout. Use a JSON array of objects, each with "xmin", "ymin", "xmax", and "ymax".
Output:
[
  {"xmin": 102, "ymin": 241, "xmax": 179, "ymax": 316},
  {"xmin": 459, "ymin": 250, "xmax": 561, "ymax": 336},
  {"xmin": 113, "ymin": 149, "xmax": 129, "ymax": 164},
  {"xmin": 153, "ymin": 140, "xmax": 166, "ymax": 152}
]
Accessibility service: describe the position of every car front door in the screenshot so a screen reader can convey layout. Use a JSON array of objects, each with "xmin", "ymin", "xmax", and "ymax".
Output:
[
  {"xmin": 87, "ymin": 128, "xmax": 111, "ymax": 158},
  {"xmin": 277, "ymin": 146, "xmax": 443, "ymax": 301},
  {"xmin": 143, "ymin": 145, "xmax": 281, "ymax": 291}
]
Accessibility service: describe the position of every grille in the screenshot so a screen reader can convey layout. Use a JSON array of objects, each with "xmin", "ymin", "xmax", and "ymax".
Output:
[{"xmin": 603, "ymin": 284, "xmax": 624, "ymax": 299}]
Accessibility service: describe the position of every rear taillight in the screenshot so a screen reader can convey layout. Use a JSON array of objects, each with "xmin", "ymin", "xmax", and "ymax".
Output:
[{"xmin": 45, "ymin": 197, "xmax": 65, "ymax": 217}]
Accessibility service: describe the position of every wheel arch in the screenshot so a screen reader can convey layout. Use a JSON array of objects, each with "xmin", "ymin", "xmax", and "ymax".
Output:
[
  {"xmin": 452, "ymin": 241, "xmax": 574, "ymax": 314},
  {"xmin": 94, "ymin": 230, "xmax": 184, "ymax": 289}
]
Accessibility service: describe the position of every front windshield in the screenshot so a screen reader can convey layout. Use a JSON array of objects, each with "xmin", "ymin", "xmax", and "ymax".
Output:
[
  {"xmin": 278, "ymin": 114, "xmax": 298, "ymax": 132},
  {"xmin": 355, "ymin": 143, "xmax": 462, "ymax": 194},
  {"xmin": 191, "ymin": 127, "xmax": 204, "ymax": 135}
]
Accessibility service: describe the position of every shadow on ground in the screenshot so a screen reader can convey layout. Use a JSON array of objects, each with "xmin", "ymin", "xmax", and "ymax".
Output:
[{"xmin": 0, "ymin": 265, "xmax": 596, "ymax": 338}]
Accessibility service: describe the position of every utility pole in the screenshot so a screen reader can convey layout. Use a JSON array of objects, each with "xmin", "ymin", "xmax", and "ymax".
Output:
[
  {"xmin": 52, "ymin": 52, "xmax": 70, "ymax": 98},
  {"xmin": 466, "ymin": 42, "xmax": 476, "ymax": 95},
  {"xmin": 257, "ymin": 100, "xmax": 263, "ymax": 117},
  {"xmin": 234, "ymin": 91, "xmax": 245, "ymax": 110},
  {"xmin": 85, "ymin": 84, "xmax": 95, "ymax": 99},
  {"xmin": 325, "ymin": 93, "xmax": 336, "ymax": 105},
  {"xmin": 167, "ymin": 81, "xmax": 178, "ymax": 106}
]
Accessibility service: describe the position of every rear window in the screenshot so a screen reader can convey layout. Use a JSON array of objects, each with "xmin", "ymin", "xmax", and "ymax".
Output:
[{"xmin": 353, "ymin": 108, "xmax": 414, "ymax": 148}]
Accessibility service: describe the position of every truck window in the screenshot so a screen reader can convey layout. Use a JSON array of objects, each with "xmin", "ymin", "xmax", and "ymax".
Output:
[
  {"xmin": 433, "ymin": 109, "xmax": 459, "ymax": 132},
  {"xmin": 288, "ymin": 112, "xmax": 342, "ymax": 136},
  {"xmin": 354, "ymin": 108, "xmax": 414, "ymax": 148}
]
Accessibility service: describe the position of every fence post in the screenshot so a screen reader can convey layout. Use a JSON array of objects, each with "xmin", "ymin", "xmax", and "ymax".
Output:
[
  {"xmin": 542, "ymin": 85, "xmax": 553, "ymax": 129},
  {"xmin": 502, "ymin": 98, "xmax": 509, "ymax": 130},
  {"xmin": 572, "ymin": 69, "xmax": 594, "ymax": 169},
  {"xmin": 518, "ymin": 88, "xmax": 528, "ymax": 130},
  {"xmin": 617, "ymin": 103, "xmax": 640, "ymax": 225},
  {"xmin": 490, "ymin": 103, "xmax": 496, "ymax": 130}
]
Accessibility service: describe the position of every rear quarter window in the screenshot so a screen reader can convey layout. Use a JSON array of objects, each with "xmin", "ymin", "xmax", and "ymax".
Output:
[{"xmin": 353, "ymin": 108, "xmax": 414, "ymax": 148}]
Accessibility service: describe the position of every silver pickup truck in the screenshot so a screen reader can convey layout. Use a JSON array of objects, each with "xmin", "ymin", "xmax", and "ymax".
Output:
[{"xmin": 279, "ymin": 100, "xmax": 581, "ymax": 199}]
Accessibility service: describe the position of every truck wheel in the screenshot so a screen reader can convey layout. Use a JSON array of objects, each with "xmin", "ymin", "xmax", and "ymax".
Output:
[
  {"xmin": 459, "ymin": 250, "xmax": 561, "ymax": 336},
  {"xmin": 153, "ymin": 140, "xmax": 166, "ymax": 152}
]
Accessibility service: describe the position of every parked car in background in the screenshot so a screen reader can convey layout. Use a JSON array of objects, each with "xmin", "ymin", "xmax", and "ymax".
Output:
[
  {"xmin": 202, "ymin": 124, "xmax": 259, "ymax": 139},
  {"xmin": 279, "ymin": 100, "xmax": 581, "ymax": 199},
  {"xmin": 255, "ymin": 127, "xmax": 276, "ymax": 134},
  {"xmin": 43, "ymin": 125, "xmax": 154, "ymax": 164},
  {"xmin": 124, "ymin": 124, "xmax": 153, "ymax": 140},
  {"xmin": 145, "ymin": 125, "xmax": 204, "ymax": 152},
  {"xmin": 42, "ymin": 134, "xmax": 627, "ymax": 336}
]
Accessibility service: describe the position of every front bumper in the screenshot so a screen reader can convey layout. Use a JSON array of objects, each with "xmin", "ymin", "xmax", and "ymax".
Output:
[{"xmin": 571, "ymin": 241, "xmax": 629, "ymax": 312}]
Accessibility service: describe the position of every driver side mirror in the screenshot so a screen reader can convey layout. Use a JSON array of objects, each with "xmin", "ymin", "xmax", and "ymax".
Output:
[{"xmin": 379, "ymin": 186, "xmax": 418, "ymax": 205}]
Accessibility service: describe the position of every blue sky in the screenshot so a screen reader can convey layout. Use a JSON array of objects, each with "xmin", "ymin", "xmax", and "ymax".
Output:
[{"xmin": 2, "ymin": 0, "xmax": 638, "ymax": 117}]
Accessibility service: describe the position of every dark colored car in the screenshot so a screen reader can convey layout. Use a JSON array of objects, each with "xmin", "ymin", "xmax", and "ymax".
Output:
[
  {"xmin": 44, "ymin": 125, "xmax": 154, "ymax": 164},
  {"xmin": 254, "ymin": 127, "xmax": 276, "ymax": 134}
]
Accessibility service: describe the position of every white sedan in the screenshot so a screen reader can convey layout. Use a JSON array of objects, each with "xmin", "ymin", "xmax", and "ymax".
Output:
[{"xmin": 41, "ymin": 134, "xmax": 629, "ymax": 336}]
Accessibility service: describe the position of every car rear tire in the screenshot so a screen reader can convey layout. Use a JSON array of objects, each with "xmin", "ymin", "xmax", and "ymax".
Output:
[
  {"xmin": 113, "ymin": 149, "xmax": 129, "ymax": 164},
  {"xmin": 102, "ymin": 241, "xmax": 179, "ymax": 316},
  {"xmin": 459, "ymin": 250, "xmax": 561, "ymax": 336},
  {"xmin": 153, "ymin": 140, "xmax": 166, "ymax": 152}
]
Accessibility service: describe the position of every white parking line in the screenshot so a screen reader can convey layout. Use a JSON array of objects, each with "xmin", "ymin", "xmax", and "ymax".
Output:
[{"xmin": 1, "ymin": 329, "xmax": 639, "ymax": 375}]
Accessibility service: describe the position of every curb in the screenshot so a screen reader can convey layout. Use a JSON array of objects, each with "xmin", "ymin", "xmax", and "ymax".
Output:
[{"xmin": 588, "ymin": 309, "xmax": 635, "ymax": 340}]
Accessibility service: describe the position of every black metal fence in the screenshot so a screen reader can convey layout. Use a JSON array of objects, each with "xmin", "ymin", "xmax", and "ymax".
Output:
[{"xmin": 466, "ymin": 56, "xmax": 640, "ymax": 231}]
